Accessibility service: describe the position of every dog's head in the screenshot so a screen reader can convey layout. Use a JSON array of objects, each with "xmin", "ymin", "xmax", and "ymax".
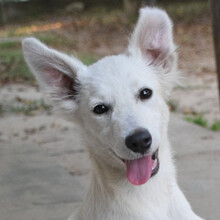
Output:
[{"xmin": 22, "ymin": 8, "xmax": 178, "ymax": 185}]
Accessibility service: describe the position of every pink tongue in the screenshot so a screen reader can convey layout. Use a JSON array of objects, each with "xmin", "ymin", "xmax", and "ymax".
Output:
[{"xmin": 125, "ymin": 155, "xmax": 154, "ymax": 185}]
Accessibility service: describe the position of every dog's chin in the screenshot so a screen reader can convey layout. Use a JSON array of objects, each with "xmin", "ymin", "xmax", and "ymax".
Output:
[{"xmin": 112, "ymin": 149, "xmax": 160, "ymax": 186}]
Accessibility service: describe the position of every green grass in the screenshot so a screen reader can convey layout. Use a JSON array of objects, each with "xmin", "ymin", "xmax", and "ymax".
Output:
[
  {"xmin": 0, "ymin": 47, "xmax": 97, "ymax": 84},
  {"xmin": 185, "ymin": 115, "xmax": 208, "ymax": 128},
  {"xmin": 0, "ymin": 41, "xmax": 21, "ymax": 50},
  {"xmin": 210, "ymin": 120, "xmax": 220, "ymax": 131},
  {"xmin": 80, "ymin": 55, "xmax": 98, "ymax": 65},
  {"xmin": 0, "ymin": 47, "xmax": 34, "ymax": 84},
  {"xmin": 185, "ymin": 116, "xmax": 220, "ymax": 131},
  {"xmin": 7, "ymin": 99, "xmax": 52, "ymax": 116},
  {"xmin": 0, "ymin": 36, "xmax": 97, "ymax": 84}
]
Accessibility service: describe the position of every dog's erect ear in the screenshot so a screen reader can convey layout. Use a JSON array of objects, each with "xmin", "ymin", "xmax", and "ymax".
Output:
[
  {"xmin": 128, "ymin": 7, "xmax": 177, "ymax": 72},
  {"xmin": 22, "ymin": 38, "xmax": 87, "ymax": 112}
]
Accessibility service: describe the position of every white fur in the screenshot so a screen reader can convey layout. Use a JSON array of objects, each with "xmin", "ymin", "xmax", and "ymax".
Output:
[{"xmin": 22, "ymin": 7, "xmax": 204, "ymax": 220}]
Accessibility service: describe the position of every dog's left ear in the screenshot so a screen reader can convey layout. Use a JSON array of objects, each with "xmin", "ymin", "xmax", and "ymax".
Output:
[
  {"xmin": 22, "ymin": 38, "xmax": 87, "ymax": 112},
  {"xmin": 128, "ymin": 7, "xmax": 177, "ymax": 73}
]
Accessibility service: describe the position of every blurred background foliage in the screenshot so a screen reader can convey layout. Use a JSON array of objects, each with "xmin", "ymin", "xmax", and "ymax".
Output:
[
  {"xmin": 0, "ymin": 0, "xmax": 210, "ymax": 84},
  {"xmin": 0, "ymin": 0, "xmax": 209, "ymax": 24}
]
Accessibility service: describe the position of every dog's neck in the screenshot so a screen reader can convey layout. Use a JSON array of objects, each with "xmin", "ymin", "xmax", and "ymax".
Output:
[
  {"xmin": 90, "ymin": 152, "xmax": 128, "ymax": 194},
  {"xmin": 77, "ymin": 138, "xmax": 175, "ymax": 219}
]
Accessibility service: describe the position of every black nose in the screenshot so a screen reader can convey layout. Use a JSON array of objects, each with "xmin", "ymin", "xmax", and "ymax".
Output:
[{"xmin": 125, "ymin": 129, "xmax": 152, "ymax": 154}]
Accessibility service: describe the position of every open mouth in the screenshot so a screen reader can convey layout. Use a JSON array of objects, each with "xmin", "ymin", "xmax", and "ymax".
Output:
[
  {"xmin": 151, "ymin": 149, "xmax": 159, "ymax": 178},
  {"xmin": 123, "ymin": 149, "xmax": 159, "ymax": 186}
]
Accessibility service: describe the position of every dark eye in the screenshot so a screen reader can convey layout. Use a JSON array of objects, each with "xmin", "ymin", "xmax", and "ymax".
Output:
[
  {"xmin": 93, "ymin": 104, "xmax": 109, "ymax": 115},
  {"xmin": 139, "ymin": 88, "xmax": 152, "ymax": 100}
]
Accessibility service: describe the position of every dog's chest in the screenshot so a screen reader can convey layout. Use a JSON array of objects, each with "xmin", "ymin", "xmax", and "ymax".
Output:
[
  {"xmin": 93, "ymin": 194, "xmax": 170, "ymax": 220},
  {"xmin": 87, "ymin": 207, "xmax": 170, "ymax": 220}
]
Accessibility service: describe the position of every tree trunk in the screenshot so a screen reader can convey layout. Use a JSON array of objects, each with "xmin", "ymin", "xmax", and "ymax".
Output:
[
  {"xmin": 0, "ymin": 0, "xmax": 7, "ymax": 25},
  {"xmin": 210, "ymin": 0, "xmax": 220, "ymax": 107}
]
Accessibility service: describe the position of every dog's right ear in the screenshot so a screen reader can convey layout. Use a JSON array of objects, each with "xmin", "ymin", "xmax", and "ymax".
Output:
[
  {"xmin": 22, "ymin": 38, "xmax": 87, "ymax": 112},
  {"xmin": 128, "ymin": 7, "xmax": 177, "ymax": 73}
]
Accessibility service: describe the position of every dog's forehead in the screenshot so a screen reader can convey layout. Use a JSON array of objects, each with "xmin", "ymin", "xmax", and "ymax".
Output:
[
  {"xmin": 88, "ymin": 55, "xmax": 158, "ymax": 86},
  {"xmin": 82, "ymin": 55, "xmax": 159, "ymax": 102}
]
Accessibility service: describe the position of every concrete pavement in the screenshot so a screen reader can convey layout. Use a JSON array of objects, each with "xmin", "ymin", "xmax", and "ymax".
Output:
[
  {"xmin": 0, "ymin": 114, "xmax": 219, "ymax": 220},
  {"xmin": 170, "ymin": 114, "xmax": 220, "ymax": 220}
]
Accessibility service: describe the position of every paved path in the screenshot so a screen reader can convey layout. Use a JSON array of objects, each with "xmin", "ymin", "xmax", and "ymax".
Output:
[
  {"xmin": 170, "ymin": 115, "xmax": 220, "ymax": 220},
  {"xmin": 0, "ymin": 114, "xmax": 219, "ymax": 220},
  {"xmin": 0, "ymin": 142, "xmax": 85, "ymax": 220}
]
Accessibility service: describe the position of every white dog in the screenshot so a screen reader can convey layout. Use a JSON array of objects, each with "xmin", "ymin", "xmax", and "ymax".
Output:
[{"xmin": 22, "ymin": 7, "xmax": 204, "ymax": 220}]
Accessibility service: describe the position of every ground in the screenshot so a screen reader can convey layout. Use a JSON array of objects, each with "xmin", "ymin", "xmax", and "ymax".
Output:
[
  {"xmin": 0, "ymin": 110, "xmax": 219, "ymax": 220},
  {"xmin": 0, "ymin": 2, "xmax": 219, "ymax": 220}
]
